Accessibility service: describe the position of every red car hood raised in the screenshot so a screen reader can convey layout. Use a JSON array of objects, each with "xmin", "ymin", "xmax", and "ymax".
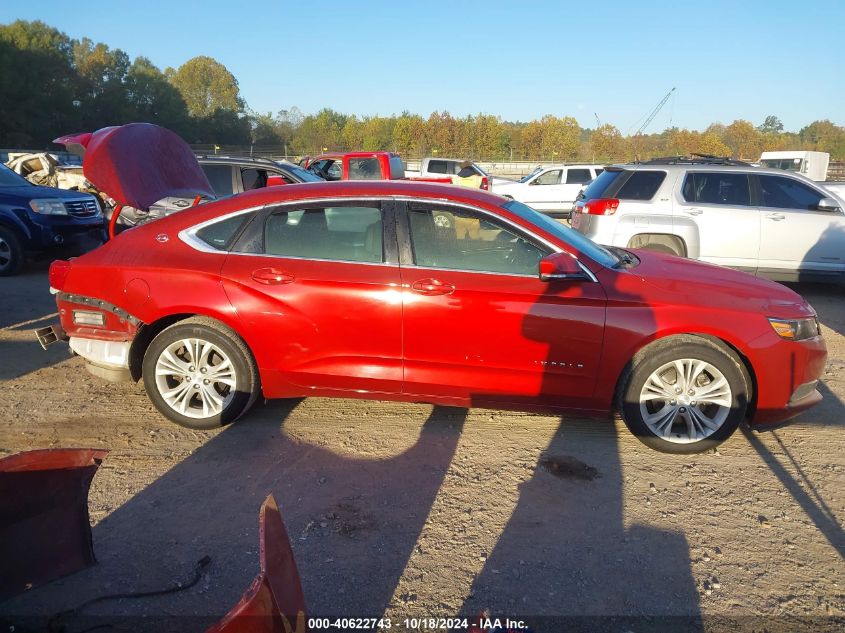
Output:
[
  {"xmin": 621, "ymin": 249, "xmax": 816, "ymax": 319},
  {"xmin": 53, "ymin": 123, "xmax": 214, "ymax": 210}
]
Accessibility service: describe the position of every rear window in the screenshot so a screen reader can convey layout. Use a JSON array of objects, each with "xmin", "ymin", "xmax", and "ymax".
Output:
[
  {"xmin": 580, "ymin": 168, "xmax": 666, "ymax": 201},
  {"xmin": 566, "ymin": 168, "xmax": 592, "ymax": 184},
  {"xmin": 348, "ymin": 158, "xmax": 380, "ymax": 180},
  {"xmin": 427, "ymin": 160, "xmax": 449, "ymax": 174}
]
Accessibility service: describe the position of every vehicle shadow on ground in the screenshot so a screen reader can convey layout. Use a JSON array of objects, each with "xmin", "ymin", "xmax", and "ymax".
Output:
[
  {"xmin": 460, "ymin": 415, "xmax": 703, "ymax": 630},
  {"xmin": 0, "ymin": 400, "xmax": 468, "ymax": 630},
  {"xmin": 460, "ymin": 271, "xmax": 703, "ymax": 630}
]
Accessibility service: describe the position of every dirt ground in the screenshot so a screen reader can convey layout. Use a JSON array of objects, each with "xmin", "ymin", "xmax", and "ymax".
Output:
[{"xmin": 0, "ymin": 262, "xmax": 843, "ymax": 632}]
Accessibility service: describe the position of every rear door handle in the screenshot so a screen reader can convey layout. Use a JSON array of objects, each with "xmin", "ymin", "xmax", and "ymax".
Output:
[
  {"xmin": 682, "ymin": 208, "xmax": 703, "ymax": 216},
  {"xmin": 411, "ymin": 278, "xmax": 455, "ymax": 296},
  {"xmin": 765, "ymin": 213, "xmax": 786, "ymax": 221},
  {"xmin": 251, "ymin": 268, "xmax": 295, "ymax": 285}
]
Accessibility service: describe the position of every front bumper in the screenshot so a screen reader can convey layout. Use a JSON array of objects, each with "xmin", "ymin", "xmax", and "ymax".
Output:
[{"xmin": 748, "ymin": 334, "xmax": 828, "ymax": 426}]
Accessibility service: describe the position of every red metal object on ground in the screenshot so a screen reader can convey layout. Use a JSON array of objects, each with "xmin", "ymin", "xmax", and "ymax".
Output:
[
  {"xmin": 0, "ymin": 448, "xmax": 108, "ymax": 601},
  {"xmin": 208, "ymin": 495, "xmax": 308, "ymax": 633}
]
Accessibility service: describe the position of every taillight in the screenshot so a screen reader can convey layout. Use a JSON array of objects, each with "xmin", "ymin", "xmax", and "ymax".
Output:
[
  {"xmin": 481, "ymin": 176, "xmax": 489, "ymax": 191},
  {"xmin": 582, "ymin": 198, "xmax": 620, "ymax": 215},
  {"xmin": 49, "ymin": 259, "xmax": 71, "ymax": 291}
]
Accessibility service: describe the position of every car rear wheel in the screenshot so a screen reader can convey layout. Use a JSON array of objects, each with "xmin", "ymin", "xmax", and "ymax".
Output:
[
  {"xmin": 619, "ymin": 338, "xmax": 748, "ymax": 454},
  {"xmin": 0, "ymin": 226, "xmax": 24, "ymax": 276},
  {"xmin": 142, "ymin": 317, "xmax": 260, "ymax": 429}
]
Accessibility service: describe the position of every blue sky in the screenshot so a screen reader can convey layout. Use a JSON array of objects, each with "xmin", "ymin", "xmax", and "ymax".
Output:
[{"xmin": 2, "ymin": 0, "xmax": 842, "ymax": 132}]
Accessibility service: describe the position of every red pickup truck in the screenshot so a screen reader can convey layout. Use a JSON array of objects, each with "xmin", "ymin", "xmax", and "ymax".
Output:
[{"xmin": 305, "ymin": 151, "xmax": 451, "ymax": 184}]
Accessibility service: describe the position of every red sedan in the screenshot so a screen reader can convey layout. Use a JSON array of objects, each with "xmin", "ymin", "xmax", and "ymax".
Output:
[{"xmin": 41, "ymin": 127, "xmax": 827, "ymax": 454}]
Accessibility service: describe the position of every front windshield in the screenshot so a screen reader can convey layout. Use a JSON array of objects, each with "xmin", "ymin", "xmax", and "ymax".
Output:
[
  {"xmin": 518, "ymin": 167, "xmax": 542, "ymax": 183},
  {"xmin": 0, "ymin": 165, "xmax": 31, "ymax": 188},
  {"xmin": 503, "ymin": 199, "xmax": 620, "ymax": 268}
]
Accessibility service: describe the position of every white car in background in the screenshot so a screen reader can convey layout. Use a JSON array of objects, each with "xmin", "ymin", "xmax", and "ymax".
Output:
[
  {"xmin": 494, "ymin": 164, "xmax": 605, "ymax": 219},
  {"xmin": 571, "ymin": 157, "xmax": 845, "ymax": 283}
]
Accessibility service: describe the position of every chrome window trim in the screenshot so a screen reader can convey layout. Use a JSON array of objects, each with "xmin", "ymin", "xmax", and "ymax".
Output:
[{"xmin": 178, "ymin": 195, "xmax": 599, "ymax": 281}]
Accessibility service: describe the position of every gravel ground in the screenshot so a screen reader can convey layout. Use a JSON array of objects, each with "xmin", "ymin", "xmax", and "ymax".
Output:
[{"xmin": 0, "ymin": 262, "xmax": 842, "ymax": 632}]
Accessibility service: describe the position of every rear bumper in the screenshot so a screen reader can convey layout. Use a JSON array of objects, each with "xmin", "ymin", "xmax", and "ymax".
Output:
[{"xmin": 69, "ymin": 337, "xmax": 132, "ymax": 382}]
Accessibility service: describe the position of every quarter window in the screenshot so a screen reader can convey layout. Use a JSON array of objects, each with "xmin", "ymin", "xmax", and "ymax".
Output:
[
  {"xmin": 759, "ymin": 175, "xmax": 824, "ymax": 210},
  {"xmin": 195, "ymin": 213, "xmax": 250, "ymax": 250},
  {"xmin": 566, "ymin": 169, "xmax": 592, "ymax": 184},
  {"xmin": 348, "ymin": 158, "xmax": 381, "ymax": 180},
  {"xmin": 263, "ymin": 206, "xmax": 383, "ymax": 263},
  {"xmin": 682, "ymin": 173, "xmax": 750, "ymax": 206},
  {"xmin": 407, "ymin": 205, "xmax": 548, "ymax": 276},
  {"xmin": 534, "ymin": 170, "xmax": 562, "ymax": 185}
]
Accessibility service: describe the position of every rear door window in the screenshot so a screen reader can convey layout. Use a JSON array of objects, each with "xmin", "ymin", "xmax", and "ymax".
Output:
[
  {"xmin": 758, "ymin": 175, "xmax": 825, "ymax": 210},
  {"xmin": 263, "ymin": 205, "xmax": 383, "ymax": 263},
  {"xmin": 682, "ymin": 172, "xmax": 751, "ymax": 206}
]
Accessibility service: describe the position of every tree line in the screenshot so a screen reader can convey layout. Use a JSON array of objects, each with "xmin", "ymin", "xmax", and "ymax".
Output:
[{"xmin": 2, "ymin": 20, "xmax": 844, "ymax": 162}]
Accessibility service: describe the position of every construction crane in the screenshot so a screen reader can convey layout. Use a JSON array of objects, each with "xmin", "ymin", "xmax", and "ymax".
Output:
[
  {"xmin": 630, "ymin": 87, "xmax": 676, "ymax": 136},
  {"xmin": 594, "ymin": 112, "xmax": 602, "ymax": 128}
]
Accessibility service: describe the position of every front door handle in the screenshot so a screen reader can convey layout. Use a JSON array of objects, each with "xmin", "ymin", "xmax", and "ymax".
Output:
[
  {"xmin": 251, "ymin": 268, "xmax": 295, "ymax": 285},
  {"xmin": 765, "ymin": 213, "xmax": 786, "ymax": 221},
  {"xmin": 682, "ymin": 208, "xmax": 703, "ymax": 216},
  {"xmin": 411, "ymin": 278, "xmax": 455, "ymax": 296}
]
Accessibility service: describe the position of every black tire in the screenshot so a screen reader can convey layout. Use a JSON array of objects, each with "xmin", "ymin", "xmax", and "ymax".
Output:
[
  {"xmin": 618, "ymin": 336, "xmax": 749, "ymax": 454},
  {"xmin": 0, "ymin": 225, "xmax": 24, "ymax": 276},
  {"xmin": 142, "ymin": 317, "xmax": 260, "ymax": 429}
]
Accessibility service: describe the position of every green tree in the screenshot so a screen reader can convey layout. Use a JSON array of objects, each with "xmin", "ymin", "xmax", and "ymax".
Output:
[
  {"xmin": 799, "ymin": 120, "xmax": 845, "ymax": 158},
  {"xmin": 758, "ymin": 115, "xmax": 784, "ymax": 135},
  {"xmin": 0, "ymin": 20, "xmax": 78, "ymax": 145},
  {"xmin": 72, "ymin": 37, "xmax": 132, "ymax": 129},
  {"xmin": 124, "ymin": 56, "xmax": 190, "ymax": 132},
  {"xmin": 590, "ymin": 124, "xmax": 625, "ymax": 161},
  {"xmin": 724, "ymin": 119, "xmax": 762, "ymax": 159},
  {"xmin": 167, "ymin": 56, "xmax": 243, "ymax": 118},
  {"xmin": 393, "ymin": 112, "xmax": 425, "ymax": 155}
]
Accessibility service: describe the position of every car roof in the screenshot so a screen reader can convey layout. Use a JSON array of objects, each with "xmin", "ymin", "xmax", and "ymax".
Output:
[
  {"xmin": 183, "ymin": 180, "xmax": 506, "ymax": 220},
  {"xmin": 606, "ymin": 162, "xmax": 823, "ymax": 180}
]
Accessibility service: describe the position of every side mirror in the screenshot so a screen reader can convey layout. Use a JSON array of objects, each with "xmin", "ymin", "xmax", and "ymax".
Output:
[
  {"xmin": 539, "ymin": 252, "xmax": 589, "ymax": 282},
  {"xmin": 817, "ymin": 197, "xmax": 841, "ymax": 212},
  {"xmin": 266, "ymin": 175, "xmax": 289, "ymax": 187}
]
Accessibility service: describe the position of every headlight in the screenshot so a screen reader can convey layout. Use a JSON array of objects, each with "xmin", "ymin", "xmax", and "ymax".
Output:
[
  {"xmin": 768, "ymin": 317, "xmax": 821, "ymax": 341},
  {"xmin": 29, "ymin": 199, "xmax": 68, "ymax": 215}
]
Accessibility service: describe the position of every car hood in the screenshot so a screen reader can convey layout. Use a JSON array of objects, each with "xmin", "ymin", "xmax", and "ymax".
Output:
[
  {"xmin": 0, "ymin": 184, "xmax": 97, "ymax": 203},
  {"xmin": 621, "ymin": 249, "xmax": 815, "ymax": 319},
  {"xmin": 53, "ymin": 123, "xmax": 214, "ymax": 210}
]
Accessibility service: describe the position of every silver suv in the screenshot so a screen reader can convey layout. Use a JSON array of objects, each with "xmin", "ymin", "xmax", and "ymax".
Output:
[{"xmin": 570, "ymin": 156, "xmax": 845, "ymax": 283}]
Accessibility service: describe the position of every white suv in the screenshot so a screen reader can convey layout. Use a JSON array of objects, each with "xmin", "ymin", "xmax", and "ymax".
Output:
[
  {"xmin": 570, "ymin": 157, "xmax": 845, "ymax": 283},
  {"xmin": 494, "ymin": 164, "xmax": 605, "ymax": 219}
]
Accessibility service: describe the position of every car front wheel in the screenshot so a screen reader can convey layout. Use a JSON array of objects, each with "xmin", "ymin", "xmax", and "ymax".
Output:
[
  {"xmin": 619, "ymin": 337, "xmax": 749, "ymax": 454},
  {"xmin": 142, "ymin": 317, "xmax": 260, "ymax": 429},
  {"xmin": 0, "ymin": 226, "xmax": 24, "ymax": 276}
]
